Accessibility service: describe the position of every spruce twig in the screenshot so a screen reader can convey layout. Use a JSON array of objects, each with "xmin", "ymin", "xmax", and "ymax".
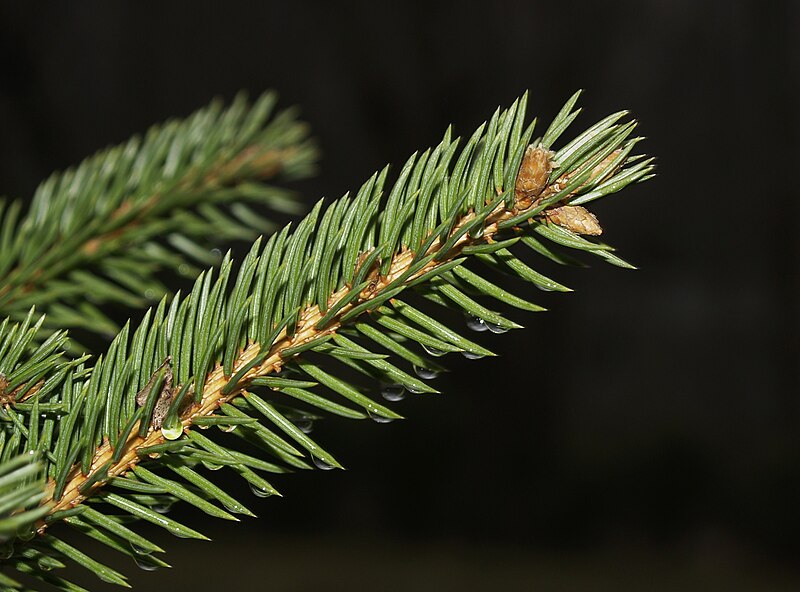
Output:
[{"xmin": 0, "ymin": 91, "xmax": 654, "ymax": 590}]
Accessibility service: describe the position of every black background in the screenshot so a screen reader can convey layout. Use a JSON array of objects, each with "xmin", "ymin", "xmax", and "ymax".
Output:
[{"xmin": 1, "ymin": 1, "xmax": 798, "ymax": 590}]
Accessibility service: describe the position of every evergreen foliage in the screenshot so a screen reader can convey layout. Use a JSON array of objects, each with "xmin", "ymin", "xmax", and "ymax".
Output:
[
  {"xmin": 0, "ymin": 93, "xmax": 316, "ymax": 350},
  {"xmin": 0, "ymin": 91, "xmax": 653, "ymax": 590}
]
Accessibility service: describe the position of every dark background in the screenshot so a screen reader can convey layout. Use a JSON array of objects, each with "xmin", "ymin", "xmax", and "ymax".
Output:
[{"xmin": 1, "ymin": 1, "xmax": 798, "ymax": 590}]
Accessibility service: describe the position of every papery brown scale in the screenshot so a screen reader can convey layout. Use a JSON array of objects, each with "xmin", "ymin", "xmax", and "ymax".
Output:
[
  {"xmin": 0, "ymin": 374, "xmax": 8, "ymax": 405},
  {"xmin": 135, "ymin": 357, "xmax": 175, "ymax": 430}
]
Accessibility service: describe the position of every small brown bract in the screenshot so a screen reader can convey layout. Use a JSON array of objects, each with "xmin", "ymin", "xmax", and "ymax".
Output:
[
  {"xmin": 355, "ymin": 248, "xmax": 381, "ymax": 299},
  {"xmin": 544, "ymin": 205, "xmax": 603, "ymax": 236},
  {"xmin": 0, "ymin": 374, "xmax": 8, "ymax": 405},
  {"xmin": 135, "ymin": 357, "xmax": 175, "ymax": 430}
]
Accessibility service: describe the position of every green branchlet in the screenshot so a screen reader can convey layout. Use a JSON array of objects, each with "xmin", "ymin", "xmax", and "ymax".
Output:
[
  {"xmin": 0, "ymin": 93, "xmax": 317, "ymax": 349},
  {"xmin": 0, "ymin": 91, "xmax": 653, "ymax": 590}
]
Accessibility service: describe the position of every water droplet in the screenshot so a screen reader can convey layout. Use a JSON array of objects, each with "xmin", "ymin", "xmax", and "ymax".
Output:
[
  {"xmin": 202, "ymin": 461, "xmax": 223, "ymax": 471},
  {"xmin": 249, "ymin": 483, "xmax": 274, "ymax": 498},
  {"xmin": 37, "ymin": 558, "xmax": 54, "ymax": 571},
  {"xmin": 144, "ymin": 289, "xmax": 156, "ymax": 300},
  {"xmin": 178, "ymin": 264, "xmax": 190, "ymax": 276},
  {"xmin": 197, "ymin": 423, "xmax": 210, "ymax": 430},
  {"xmin": 153, "ymin": 502, "xmax": 174, "ymax": 514},
  {"xmin": 147, "ymin": 452, "xmax": 161, "ymax": 459},
  {"xmin": 413, "ymin": 365, "xmax": 440, "ymax": 380},
  {"xmin": 465, "ymin": 315, "xmax": 489, "ymax": 332},
  {"xmin": 134, "ymin": 556, "xmax": 159, "ymax": 571},
  {"xmin": 0, "ymin": 543, "xmax": 13, "ymax": 559},
  {"xmin": 368, "ymin": 411, "xmax": 394, "ymax": 424},
  {"xmin": 295, "ymin": 418, "xmax": 314, "ymax": 434},
  {"xmin": 217, "ymin": 424, "xmax": 237, "ymax": 433},
  {"xmin": 422, "ymin": 344, "xmax": 447, "ymax": 357},
  {"xmin": 487, "ymin": 322, "xmax": 509, "ymax": 334},
  {"xmin": 312, "ymin": 456, "xmax": 335, "ymax": 470},
  {"xmin": 380, "ymin": 384, "xmax": 405, "ymax": 402},
  {"xmin": 129, "ymin": 542, "xmax": 152, "ymax": 556},
  {"xmin": 161, "ymin": 421, "xmax": 183, "ymax": 440},
  {"xmin": 16, "ymin": 529, "xmax": 35, "ymax": 542},
  {"xmin": 471, "ymin": 225, "xmax": 485, "ymax": 239},
  {"xmin": 536, "ymin": 284, "xmax": 555, "ymax": 292},
  {"xmin": 462, "ymin": 351, "xmax": 485, "ymax": 360},
  {"xmin": 211, "ymin": 248, "xmax": 222, "ymax": 258}
]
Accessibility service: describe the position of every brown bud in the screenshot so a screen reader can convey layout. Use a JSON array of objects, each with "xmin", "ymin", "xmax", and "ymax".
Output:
[
  {"xmin": 543, "ymin": 149, "xmax": 625, "ymax": 200},
  {"xmin": 587, "ymin": 149, "xmax": 624, "ymax": 184},
  {"xmin": 544, "ymin": 205, "xmax": 603, "ymax": 236},
  {"xmin": 515, "ymin": 145, "xmax": 554, "ymax": 206}
]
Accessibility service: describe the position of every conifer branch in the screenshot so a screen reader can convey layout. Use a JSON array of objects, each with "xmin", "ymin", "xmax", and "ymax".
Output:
[
  {"xmin": 47, "ymin": 137, "xmax": 640, "ymax": 514},
  {"xmin": 0, "ymin": 93, "xmax": 316, "ymax": 349},
  {"xmin": 0, "ymin": 91, "xmax": 654, "ymax": 590}
]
